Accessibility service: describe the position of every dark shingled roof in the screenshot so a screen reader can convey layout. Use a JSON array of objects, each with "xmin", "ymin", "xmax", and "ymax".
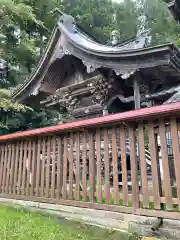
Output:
[{"xmin": 57, "ymin": 13, "xmax": 146, "ymax": 53}]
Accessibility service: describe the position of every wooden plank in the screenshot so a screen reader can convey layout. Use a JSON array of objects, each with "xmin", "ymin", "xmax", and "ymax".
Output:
[
  {"xmin": 56, "ymin": 137, "xmax": 63, "ymax": 199},
  {"xmin": 96, "ymin": 129, "xmax": 102, "ymax": 203},
  {"xmin": 13, "ymin": 142, "xmax": 19, "ymax": 195},
  {"xmin": 148, "ymin": 121, "xmax": 161, "ymax": 209},
  {"xmin": 104, "ymin": 128, "xmax": 110, "ymax": 204},
  {"xmin": 21, "ymin": 141, "xmax": 28, "ymax": 195},
  {"xmin": 0, "ymin": 145, "xmax": 5, "ymax": 191},
  {"xmin": 2, "ymin": 144, "xmax": 8, "ymax": 193},
  {"xmin": 138, "ymin": 123, "xmax": 149, "ymax": 208},
  {"xmin": 35, "ymin": 138, "xmax": 41, "ymax": 197},
  {"xmin": 40, "ymin": 138, "xmax": 46, "ymax": 197},
  {"xmin": 17, "ymin": 141, "xmax": 23, "ymax": 195},
  {"xmin": 129, "ymin": 126, "xmax": 139, "ymax": 212},
  {"xmin": 5, "ymin": 144, "xmax": 12, "ymax": 194},
  {"xmin": 82, "ymin": 132, "xmax": 87, "ymax": 201},
  {"xmin": 75, "ymin": 132, "xmax": 80, "ymax": 201},
  {"xmin": 9, "ymin": 143, "xmax": 15, "ymax": 194},
  {"xmin": 30, "ymin": 140, "xmax": 36, "ymax": 196},
  {"xmin": 69, "ymin": 133, "xmax": 74, "ymax": 200},
  {"xmin": 159, "ymin": 119, "xmax": 173, "ymax": 209},
  {"xmin": 26, "ymin": 141, "xmax": 32, "ymax": 196},
  {"xmin": 51, "ymin": 137, "xmax": 56, "ymax": 198},
  {"xmin": 170, "ymin": 117, "xmax": 180, "ymax": 206},
  {"xmin": 62, "ymin": 136, "xmax": 68, "ymax": 199},
  {"xmin": 112, "ymin": 127, "xmax": 119, "ymax": 205},
  {"xmin": 45, "ymin": 137, "xmax": 51, "ymax": 198},
  {"xmin": 89, "ymin": 132, "xmax": 95, "ymax": 203},
  {"xmin": 119, "ymin": 125, "xmax": 128, "ymax": 206},
  {"xmin": 133, "ymin": 76, "xmax": 141, "ymax": 109}
]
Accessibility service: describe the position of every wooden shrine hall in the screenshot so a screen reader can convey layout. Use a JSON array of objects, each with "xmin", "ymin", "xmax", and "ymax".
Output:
[{"xmin": 13, "ymin": 10, "xmax": 180, "ymax": 120}]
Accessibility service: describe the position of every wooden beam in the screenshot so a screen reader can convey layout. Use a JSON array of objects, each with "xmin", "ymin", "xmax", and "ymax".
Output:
[{"xmin": 133, "ymin": 75, "xmax": 141, "ymax": 109}]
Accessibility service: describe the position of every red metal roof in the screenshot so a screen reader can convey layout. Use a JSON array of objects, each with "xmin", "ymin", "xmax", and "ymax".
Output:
[{"xmin": 0, "ymin": 102, "xmax": 180, "ymax": 142}]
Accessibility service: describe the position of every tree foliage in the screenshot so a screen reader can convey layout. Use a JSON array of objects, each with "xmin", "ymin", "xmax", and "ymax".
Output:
[
  {"xmin": 0, "ymin": 88, "xmax": 32, "ymax": 131},
  {"xmin": 137, "ymin": 0, "xmax": 178, "ymax": 45},
  {"xmin": 1, "ymin": 0, "xmax": 178, "ymax": 86},
  {"xmin": 61, "ymin": 0, "xmax": 114, "ymax": 43}
]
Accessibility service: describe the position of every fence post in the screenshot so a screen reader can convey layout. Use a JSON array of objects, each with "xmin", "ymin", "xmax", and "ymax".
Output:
[
  {"xmin": 129, "ymin": 124, "xmax": 139, "ymax": 212},
  {"xmin": 148, "ymin": 121, "xmax": 161, "ymax": 210},
  {"xmin": 89, "ymin": 131, "xmax": 95, "ymax": 203},
  {"xmin": 138, "ymin": 123, "xmax": 149, "ymax": 208}
]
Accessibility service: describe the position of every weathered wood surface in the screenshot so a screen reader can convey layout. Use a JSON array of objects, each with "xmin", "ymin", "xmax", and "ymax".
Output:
[{"xmin": 0, "ymin": 113, "xmax": 180, "ymax": 220}]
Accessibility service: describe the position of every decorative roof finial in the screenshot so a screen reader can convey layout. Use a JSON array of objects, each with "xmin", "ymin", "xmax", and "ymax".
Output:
[
  {"xmin": 55, "ymin": 8, "xmax": 76, "ymax": 32},
  {"xmin": 54, "ymin": 8, "xmax": 66, "ymax": 16}
]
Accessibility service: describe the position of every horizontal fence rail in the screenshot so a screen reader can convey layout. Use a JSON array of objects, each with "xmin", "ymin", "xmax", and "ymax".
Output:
[{"xmin": 1, "ymin": 102, "xmax": 180, "ymax": 220}]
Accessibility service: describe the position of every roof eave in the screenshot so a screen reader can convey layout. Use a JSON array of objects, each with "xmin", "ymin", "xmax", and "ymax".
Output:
[
  {"xmin": 13, "ymin": 26, "xmax": 60, "ymax": 100},
  {"xmin": 167, "ymin": 0, "xmax": 180, "ymax": 22}
]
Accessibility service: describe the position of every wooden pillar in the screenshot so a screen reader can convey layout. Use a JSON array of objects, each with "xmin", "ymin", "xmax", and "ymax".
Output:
[
  {"xmin": 133, "ymin": 75, "xmax": 141, "ymax": 109},
  {"xmin": 103, "ymin": 106, "xmax": 109, "ymax": 116}
]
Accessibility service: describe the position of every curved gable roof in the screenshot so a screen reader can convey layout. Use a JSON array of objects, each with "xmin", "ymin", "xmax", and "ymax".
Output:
[
  {"xmin": 13, "ymin": 12, "xmax": 180, "ymax": 102},
  {"xmin": 57, "ymin": 13, "xmax": 146, "ymax": 54}
]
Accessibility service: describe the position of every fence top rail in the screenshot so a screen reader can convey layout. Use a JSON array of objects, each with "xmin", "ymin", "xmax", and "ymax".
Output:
[{"xmin": 0, "ymin": 102, "xmax": 180, "ymax": 142}]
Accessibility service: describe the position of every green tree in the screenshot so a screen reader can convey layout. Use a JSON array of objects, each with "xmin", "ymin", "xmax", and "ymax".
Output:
[
  {"xmin": 0, "ymin": 0, "xmax": 45, "ymax": 85},
  {"xmin": 137, "ymin": 0, "xmax": 178, "ymax": 45},
  {"xmin": 0, "ymin": 0, "xmax": 114, "ymax": 86},
  {"xmin": 113, "ymin": 0, "xmax": 138, "ymax": 42},
  {"xmin": 61, "ymin": 0, "xmax": 114, "ymax": 44},
  {"xmin": 0, "ymin": 88, "xmax": 32, "ymax": 133}
]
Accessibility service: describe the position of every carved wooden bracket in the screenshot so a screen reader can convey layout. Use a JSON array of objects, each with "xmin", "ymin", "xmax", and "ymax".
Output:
[{"xmin": 82, "ymin": 60, "xmax": 101, "ymax": 73}]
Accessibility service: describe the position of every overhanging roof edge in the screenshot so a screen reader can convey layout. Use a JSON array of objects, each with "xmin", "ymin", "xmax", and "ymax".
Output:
[{"xmin": 13, "ymin": 26, "xmax": 60, "ymax": 99}]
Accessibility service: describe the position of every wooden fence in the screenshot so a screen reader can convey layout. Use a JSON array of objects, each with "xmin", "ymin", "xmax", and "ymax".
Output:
[{"xmin": 1, "ymin": 102, "xmax": 180, "ymax": 220}]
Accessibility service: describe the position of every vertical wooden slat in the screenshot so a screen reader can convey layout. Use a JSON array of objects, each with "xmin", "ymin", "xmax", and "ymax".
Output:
[
  {"xmin": 0, "ymin": 145, "xmax": 5, "ymax": 191},
  {"xmin": 21, "ymin": 141, "xmax": 28, "ymax": 195},
  {"xmin": 170, "ymin": 117, "xmax": 180, "ymax": 206},
  {"xmin": 35, "ymin": 138, "xmax": 41, "ymax": 197},
  {"xmin": 2, "ymin": 145, "xmax": 7, "ymax": 194},
  {"xmin": 89, "ymin": 131, "xmax": 95, "ymax": 203},
  {"xmin": 129, "ymin": 126, "xmax": 139, "ymax": 212},
  {"xmin": 104, "ymin": 128, "xmax": 110, "ymax": 204},
  {"xmin": 5, "ymin": 144, "xmax": 12, "ymax": 193},
  {"xmin": 159, "ymin": 119, "xmax": 173, "ymax": 209},
  {"xmin": 9, "ymin": 143, "xmax": 15, "ymax": 194},
  {"xmin": 45, "ymin": 137, "xmax": 51, "ymax": 198},
  {"xmin": 56, "ymin": 137, "xmax": 63, "ymax": 199},
  {"xmin": 40, "ymin": 138, "xmax": 46, "ymax": 197},
  {"xmin": 17, "ymin": 141, "xmax": 23, "ymax": 195},
  {"xmin": 119, "ymin": 125, "xmax": 128, "ymax": 206},
  {"xmin": 82, "ymin": 132, "xmax": 87, "ymax": 201},
  {"xmin": 2, "ymin": 144, "xmax": 8, "ymax": 193},
  {"xmin": 96, "ymin": 129, "xmax": 102, "ymax": 203},
  {"xmin": 148, "ymin": 121, "xmax": 161, "ymax": 209},
  {"xmin": 112, "ymin": 128, "xmax": 119, "ymax": 205},
  {"xmin": 138, "ymin": 123, "xmax": 149, "ymax": 208},
  {"xmin": 69, "ymin": 133, "xmax": 74, "ymax": 200},
  {"xmin": 62, "ymin": 136, "xmax": 68, "ymax": 199},
  {"xmin": 75, "ymin": 132, "xmax": 80, "ymax": 201},
  {"xmin": 13, "ymin": 142, "xmax": 19, "ymax": 195},
  {"xmin": 30, "ymin": 140, "xmax": 36, "ymax": 196},
  {"xmin": 51, "ymin": 137, "xmax": 56, "ymax": 198},
  {"xmin": 26, "ymin": 141, "xmax": 32, "ymax": 196}
]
